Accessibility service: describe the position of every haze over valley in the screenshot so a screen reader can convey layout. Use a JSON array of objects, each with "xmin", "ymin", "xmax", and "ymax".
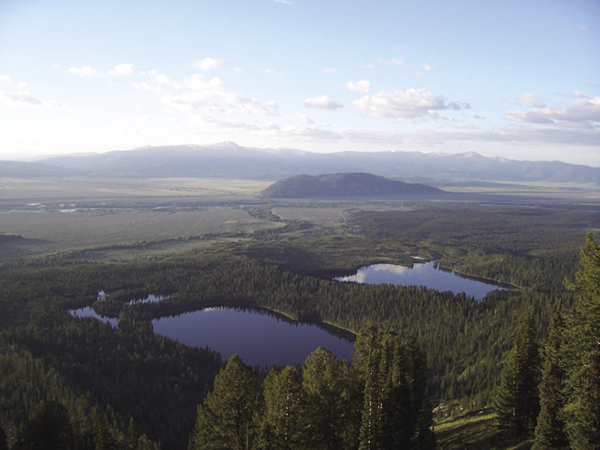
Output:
[{"xmin": 1, "ymin": 1, "xmax": 599, "ymax": 449}]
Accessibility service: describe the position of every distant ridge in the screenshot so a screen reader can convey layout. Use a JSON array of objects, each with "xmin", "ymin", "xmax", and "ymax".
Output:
[
  {"xmin": 261, "ymin": 173, "xmax": 444, "ymax": 198},
  {"xmin": 2, "ymin": 142, "xmax": 598, "ymax": 184},
  {"xmin": 0, "ymin": 160, "xmax": 74, "ymax": 178}
]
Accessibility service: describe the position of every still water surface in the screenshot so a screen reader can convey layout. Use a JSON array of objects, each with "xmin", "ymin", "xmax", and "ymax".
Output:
[
  {"xmin": 335, "ymin": 261, "xmax": 505, "ymax": 301},
  {"xmin": 152, "ymin": 307, "xmax": 355, "ymax": 368},
  {"xmin": 69, "ymin": 302, "xmax": 355, "ymax": 367},
  {"xmin": 70, "ymin": 261, "xmax": 501, "ymax": 368}
]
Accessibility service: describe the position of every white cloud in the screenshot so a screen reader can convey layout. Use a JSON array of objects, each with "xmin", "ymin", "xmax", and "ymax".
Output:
[
  {"xmin": 109, "ymin": 63, "xmax": 138, "ymax": 77},
  {"xmin": 0, "ymin": 74, "xmax": 13, "ymax": 84},
  {"xmin": 1, "ymin": 91, "xmax": 43, "ymax": 106},
  {"xmin": 184, "ymin": 73, "xmax": 227, "ymax": 93},
  {"xmin": 160, "ymin": 73, "xmax": 279, "ymax": 116},
  {"xmin": 192, "ymin": 57, "xmax": 233, "ymax": 71},
  {"xmin": 147, "ymin": 70, "xmax": 180, "ymax": 88},
  {"xmin": 517, "ymin": 93, "xmax": 546, "ymax": 107},
  {"xmin": 275, "ymin": 0, "xmax": 292, "ymax": 4},
  {"xmin": 68, "ymin": 65, "xmax": 103, "ymax": 78},
  {"xmin": 422, "ymin": 63, "xmax": 431, "ymax": 72},
  {"xmin": 345, "ymin": 80, "xmax": 371, "ymax": 93},
  {"xmin": 358, "ymin": 64, "xmax": 376, "ymax": 70},
  {"xmin": 571, "ymin": 90, "xmax": 590, "ymax": 98},
  {"xmin": 293, "ymin": 113, "xmax": 314, "ymax": 124},
  {"xmin": 236, "ymin": 97, "xmax": 280, "ymax": 116},
  {"xmin": 304, "ymin": 95, "xmax": 343, "ymax": 110},
  {"xmin": 505, "ymin": 97, "xmax": 600, "ymax": 125},
  {"xmin": 352, "ymin": 88, "xmax": 461, "ymax": 121},
  {"xmin": 324, "ymin": 68, "xmax": 336, "ymax": 74}
]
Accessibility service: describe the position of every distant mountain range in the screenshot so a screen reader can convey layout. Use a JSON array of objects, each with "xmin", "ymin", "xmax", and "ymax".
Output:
[
  {"xmin": 1, "ymin": 142, "xmax": 599, "ymax": 184},
  {"xmin": 262, "ymin": 173, "xmax": 444, "ymax": 198}
]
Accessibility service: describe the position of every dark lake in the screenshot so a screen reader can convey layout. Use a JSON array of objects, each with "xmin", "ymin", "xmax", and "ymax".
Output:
[
  {"xmin": 335, "ymin": 261, "xmax": 505, "ymax": 301},
  {"xmin": 151, "ymin": 307, "xmax": 355, "ymax": 368},
  {"xmin": 70, "ymin": 301, "xmax": 355, "ymax": 368}
]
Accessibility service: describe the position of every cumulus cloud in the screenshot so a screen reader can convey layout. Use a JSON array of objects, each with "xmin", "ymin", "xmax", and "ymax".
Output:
[
  {"xmin": 517, "ymin": 93, "xmax": 546, "ymax": 107},
  {"xmin": 505, "ymin": 97, "xmax": 600, "ymax": 125},
  {"xmin": 0, "ymin": 74, "xmax": 13, "ymax": 84},
  {"xmin": 68, "ymin": 65, "xmax": 103, "ymax": 78},
  {"xmin": 193, "ymin": 57, "xmax": 234, "ymax": 71},
  {"xmin": 352, "ymin": 88, "xmax": 462, "ymax": 121},
  {"xmin": 345, "ymin": 80, "xmax": 371, "ymax": 93},
  {"xmin": 294, "ymin": 113, "xmax": 314, "ymax": 124},
  {"xmin": 147, "ymin": 70, "xmax": 180, "ymax": 88},
  {"xmin": 160, "ymin": 73, "xmax": 279, "ymax": 116},
  {"xmin": 304, "ymin": 95, "xmax": 343, "ymax": 110},
  {"xmin": 571, "ymin": 90, "xmax": 590, "ymax": 98},
  {"xmin": 109, "ymin": 63, "xmax": 138, "ymax": 77},
  {"xmin": 1, "ymin": 91, "xmax": 43, "ymax": 106}
]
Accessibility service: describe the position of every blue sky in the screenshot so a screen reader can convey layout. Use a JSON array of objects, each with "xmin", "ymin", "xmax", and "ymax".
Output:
[{"xmin": 1, "ymin": 0, "xmax": 599, "ymax": 166}]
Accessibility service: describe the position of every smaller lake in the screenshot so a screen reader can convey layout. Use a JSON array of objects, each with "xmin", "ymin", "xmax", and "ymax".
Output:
[
  {"xmin": 70, "ymin": 306, "xmax": 118, "ymax": 327},
  {"xmin": 335, "ymin": 261, "xmax": 505, "ymax": 301},
  {"xmin": 152, "ymin": 307, "xmax": 355, "ymax": 368}
]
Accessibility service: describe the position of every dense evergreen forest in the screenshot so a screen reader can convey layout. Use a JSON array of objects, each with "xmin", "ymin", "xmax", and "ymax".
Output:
[{"xmin": 0, "ymin": 202, "xmax": 598, "ymax": 448}]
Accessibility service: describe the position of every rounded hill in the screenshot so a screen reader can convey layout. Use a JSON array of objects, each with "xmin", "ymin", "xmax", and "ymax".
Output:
[{"xmin": 261, "ymin": 173, "xmax": 444, "ymax": 198}]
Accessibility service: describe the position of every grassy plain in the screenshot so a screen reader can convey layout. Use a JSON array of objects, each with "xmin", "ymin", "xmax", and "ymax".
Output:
[
  {"xmin": 1, "ymin": 177, "xmax": 599, "ymax": 263},
  {"xmin": 0, "ymin": 177, "xmax": 276, "ymax": 261}
]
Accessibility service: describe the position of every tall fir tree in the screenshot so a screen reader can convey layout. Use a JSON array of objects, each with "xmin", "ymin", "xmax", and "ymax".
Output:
[
  {"xmin": 13, "ymin": 401, "xmax": 74, "ymax": 450},
  {"xmin": 562, "ymin": 232, "xmax": 600, "ymax": 449},
  {"xmin": 302, "ymin": 347, "xmax": 361, "ymax": 450},
  {"xmin": 189, "ymin": 354, "xmax": 260, "ymax": 450},
  {"xmin": 259, "ymin": 366, "xmax": 307, "ymax": 450},
  {"xmin": 533, "ymin": 300, "xmax": 568, "ymax": 449},
  {"xmin": 92, "ymin": 405, "xmax": 118, "ymax": 450},
  {"xmin": 494, "ymin": 308, "xmax": 541, "ymax": 439},
  {"xmin": 0, "ymin": 422, "xmax": 7, "ymax": 450},
  {"xmin": 355, "ymin": 327, "xmax": 435, "ymax": 450}
]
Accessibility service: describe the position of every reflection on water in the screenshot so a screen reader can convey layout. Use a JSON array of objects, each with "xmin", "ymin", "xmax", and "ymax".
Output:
[
  {"xmin": 69, "ymin": 306, "xmax": 118, "ymax": 327},
  {"xmin": 152, "ymin": 307, "xmax": 355, "ymax": 368},
  {"xmin": 335, "ymin": 261, "xmax": 504, "ymax": 301}
]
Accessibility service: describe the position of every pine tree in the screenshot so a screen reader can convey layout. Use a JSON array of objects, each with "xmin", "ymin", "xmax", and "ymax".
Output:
[
  {"xmin": 13, "ymin": 401, "xmax": 74, "ymax": 450},
  {"xmin": 494, "ymin": 308, "xmax": 541, "ymax": 439},
  {"xmin": 302, "ymin": 347, "xmax": 361, "ymax": 450},
  {"xmin": 0, "ymin": 422, "xmax": 7, "ymax": 450},
  {"xmin": 355, "ymin": 327, "xmax": 435, "ymax": 450},
  {"xmin": 533, "ymin": 300, "xmax": 568, "ymax": 449},
  {"xmin": 125, "ymin": 417, "xmax": 139, "ymax": 450},
  {"xmin": 92, "ymin": 405, "xmax": 117, "ymax": 450},
  {"xmin": 259, "ymin": 366, "xmax": 307, "ymax": 450},
  {"xmin": 189, "ymin": 354, "xmax": 260, "ymax": 450},
  {"xmin": 562, "ymin": 232, "xmax": 600, "ymax": 449}
]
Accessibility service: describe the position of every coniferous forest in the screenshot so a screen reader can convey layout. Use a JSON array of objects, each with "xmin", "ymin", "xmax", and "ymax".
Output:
[{"xmin": 0, "ymin": 199, "xmax": 599, "ymax": 449}]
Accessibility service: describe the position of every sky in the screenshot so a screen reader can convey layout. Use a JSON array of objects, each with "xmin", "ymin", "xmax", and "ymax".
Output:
[{"xmin": 0, "ymin": 0, "xmax": 599, "ymax": 166}]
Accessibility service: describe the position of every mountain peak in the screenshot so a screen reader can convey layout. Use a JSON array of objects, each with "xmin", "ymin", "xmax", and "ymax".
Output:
[{"xmin": 208, "ymin": 141, "xmax": 241, "ymax": 149}]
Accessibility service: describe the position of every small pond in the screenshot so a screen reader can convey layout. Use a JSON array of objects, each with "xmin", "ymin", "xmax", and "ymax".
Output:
[
  {"xmin": 69, "ymin": 306, "xmax": 118, "ymax": 327},
  {"xmin": 152, "ymin": 307, "xmax": 355, "ymax": 368},
  {"xmin": 335, "ymin": 261, "xmax": 505, "ymax": 301}
]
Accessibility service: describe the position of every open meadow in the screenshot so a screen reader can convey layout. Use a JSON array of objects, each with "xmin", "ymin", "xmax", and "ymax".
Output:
[{"xmin": 2, "ymin": 177, "xmax": 600, "ymax": 263}]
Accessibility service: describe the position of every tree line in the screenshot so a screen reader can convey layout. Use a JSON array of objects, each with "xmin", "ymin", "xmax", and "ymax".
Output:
[
  {"xmin": 189, "ymin": 327, "xmax": 435, "ymax": 450},
  {"xmin": 494, "ymin": 232, "xmax": 600, "ymax": 449}
]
